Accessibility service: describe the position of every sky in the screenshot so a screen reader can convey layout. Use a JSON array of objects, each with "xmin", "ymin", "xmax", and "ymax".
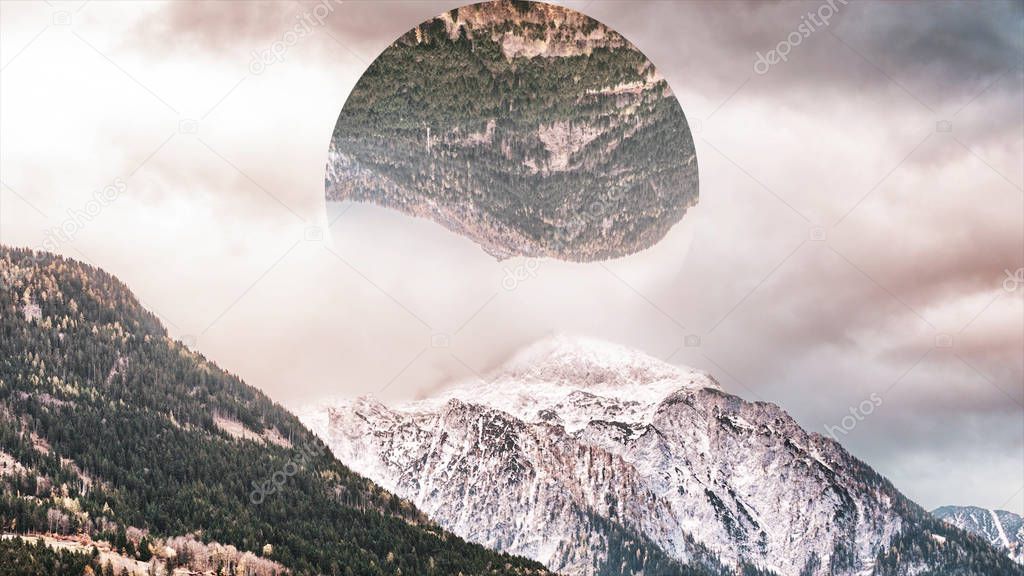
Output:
[{"xmin": 1, "ymin": 0, "xmax": 1022, "ymax": 515}]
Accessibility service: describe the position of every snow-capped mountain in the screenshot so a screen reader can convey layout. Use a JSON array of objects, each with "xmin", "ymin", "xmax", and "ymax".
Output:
[
  {"xmin": 301, "ymin": 335, "xmax": 1016, "ymax": 576},
  {"xmin": 933, "ymin": 506, "xmax": 1024, "ymax": 563}
]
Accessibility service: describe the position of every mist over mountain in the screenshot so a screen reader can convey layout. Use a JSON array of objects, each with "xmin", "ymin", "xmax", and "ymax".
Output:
[
  {"xmin": 0, "ymin": 246, "xmax": 549, "ymax": 576},
  {"xmin": 326, "ymin": 0, "xmax": 698, "ymax": 262},
  {"xmin": 303, "ymin": 336, "xmax": 1018, "ymax": 576}
]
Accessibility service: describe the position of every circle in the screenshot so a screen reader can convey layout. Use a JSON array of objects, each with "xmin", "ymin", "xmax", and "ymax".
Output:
[{"xmin": 325, "ymin": 0, "xmax": 698, "ymax": 262}]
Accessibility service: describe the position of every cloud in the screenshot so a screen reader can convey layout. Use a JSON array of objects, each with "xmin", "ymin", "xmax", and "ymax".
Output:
[
  {"xmin": 1, "ymin": 0, "xmax": 1021, "ymax": 515},
  {"xmin": 133, "ymin": 1, "xmax": 295, "ymax": 51}
]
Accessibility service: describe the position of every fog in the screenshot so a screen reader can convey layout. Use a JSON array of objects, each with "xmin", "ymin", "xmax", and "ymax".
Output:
[{"xmin": 1, "ymin": 0, "xmax": 1021, "ymax": 513}]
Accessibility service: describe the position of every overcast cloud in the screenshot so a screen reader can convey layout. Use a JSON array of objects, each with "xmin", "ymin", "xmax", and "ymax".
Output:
[{"xmin": 1, "ymin": 0, "xmax": 1021, "ymax": 515}]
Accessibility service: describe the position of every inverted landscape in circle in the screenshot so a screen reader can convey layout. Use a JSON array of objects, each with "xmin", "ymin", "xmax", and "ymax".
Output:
[{"xmin": 326, "ymin": 0, "xmax": 698, "ymax": 261}]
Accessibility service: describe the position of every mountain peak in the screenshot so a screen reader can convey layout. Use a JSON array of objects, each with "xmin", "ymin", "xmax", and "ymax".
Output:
[
  {"xmin": 496, "ymin": 333, "xmax": 716, "ymax": 388},
  {"xmin": 302, "ymin": 333, "xmax": 1020, "ymax": 576},
  {"xmin": 933, "ymin": 505, "xmax": 1024, "ymax": 563},
  {"xmin": 398, "ymin": 335, "xmax": 719, "ymax": 433}
]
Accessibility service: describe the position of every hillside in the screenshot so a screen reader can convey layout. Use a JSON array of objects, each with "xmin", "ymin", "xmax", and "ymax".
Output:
[
  {"xmin": 0, "ymin": 246, "xmax": 550, "ymax": 576},
  {"xmin": 933, "ymin": 506, "xmax": 1024, "ymax": 563},
  {"xmin": 0, "ymin": 536, "xmax": 91, "ymax": 576}
]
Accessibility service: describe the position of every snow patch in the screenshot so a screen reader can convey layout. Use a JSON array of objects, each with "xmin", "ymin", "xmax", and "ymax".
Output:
[
  {"xmin": 214, "ymin": 415, "xmax": 292, "ymax": 448},
  {"xmin": 21, "ymin": 302, "xmax": 41, "ymax": 322}
]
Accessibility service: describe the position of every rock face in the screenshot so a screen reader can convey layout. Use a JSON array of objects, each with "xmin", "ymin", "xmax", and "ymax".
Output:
[
  {"xmin": 302, "ymin": 336, "xmax": 1019, "ymax": 576},
  {"xmin": 933, "ymin": 506, "xmax": 1024, "ymax": 563},
  {"xmin": 326, "ymin": 0, "xmax": 698, "ymax": 262}
]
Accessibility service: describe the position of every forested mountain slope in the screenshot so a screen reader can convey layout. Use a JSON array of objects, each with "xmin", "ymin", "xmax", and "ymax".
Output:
[{"xmin": 0, "ymin": 246, "xmax": 550, "ymax": 576}]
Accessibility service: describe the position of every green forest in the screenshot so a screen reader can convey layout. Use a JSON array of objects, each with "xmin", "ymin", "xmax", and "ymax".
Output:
[
  {"xmin": 327, "ymin": 1, "xmax": 698, "ymax": 261},
  {"xmin": 0, "ymin": 537, "xmax": 91, "ymax": 576},
  {"xmin": 0, "ymin": 246, "xmax": 549, "ymax": 575}
]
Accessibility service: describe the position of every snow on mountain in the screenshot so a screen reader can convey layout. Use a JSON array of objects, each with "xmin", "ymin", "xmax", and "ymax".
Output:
[
  {"xmin": 411, "ymin": 335, "xmax": 720, "ymax": 435},
  {"xmin": 933, "ymin": 505, "xmax": 1024, "ymax": 563},
  {"xmin": 299, "ymin": 336, "xmax": 936, "ymax": 575}
]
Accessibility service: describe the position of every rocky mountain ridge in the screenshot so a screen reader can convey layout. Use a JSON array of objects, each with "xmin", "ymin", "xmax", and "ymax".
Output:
[
  {"xmin": 303, "ymin": 335, "xmax": 1018, "ymax": 576},
  {"xmin": 933, "ymin": 505, "xmax": 1024, "ymax": 564}
]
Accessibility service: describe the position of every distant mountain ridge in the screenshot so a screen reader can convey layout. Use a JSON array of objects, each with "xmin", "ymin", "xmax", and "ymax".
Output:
[
  {"xmin": 304, "ymin": 335, "xmax": 1019, "ymax": 576},
  {"xmin": 0, "ymin": 246, "xmax": 549, "ymax": 575},
  {"xmin": 933, "ymin": 505, "xmax": 1024, "ymax": 563}
]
